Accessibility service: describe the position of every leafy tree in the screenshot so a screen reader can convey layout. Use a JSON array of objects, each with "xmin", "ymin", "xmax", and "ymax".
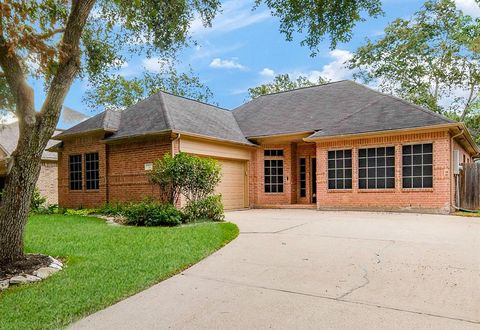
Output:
[
  {"xmin": 248, "ymin": 74, "xmax": 329, "ymax": 99},
  {"xmin": 349, "ymin": 0, "xmax": 480, "ymax": 124},
  {"xmin": 0, "ymin": 0, "xmax": 383, "ymax": 264}
]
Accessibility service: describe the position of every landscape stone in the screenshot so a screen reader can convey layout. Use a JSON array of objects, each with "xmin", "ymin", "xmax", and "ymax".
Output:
[
  {"xmin": 25, "ymin": 274, "xmax": 41, "ymax": 283},
  {"xmin": 0, "ymin": 280, "xmax": 9, "ymax": 290},
  {"xmin": 9, "ymin": 276, "xmax": 28, "ymax": 284},
  {"xmin": 49, "ymin": 263, "xmax": 62, "ymax": 270},
  {"xmin": 49, "ymin": 256, "xmax": 63, "ymax": 267},
  {"xmin": 34, "ymin": 267, "xmax": 59, "ymax": 279}
]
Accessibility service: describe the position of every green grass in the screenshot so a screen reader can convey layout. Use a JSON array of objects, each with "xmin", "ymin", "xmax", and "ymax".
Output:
[
  {"xmin": 454, "ymin": 211, "xmax": 480, "ymax": 217},
  {"xmin": 0, "ymin": 215, "xmax": 239, "ymax": 330}
]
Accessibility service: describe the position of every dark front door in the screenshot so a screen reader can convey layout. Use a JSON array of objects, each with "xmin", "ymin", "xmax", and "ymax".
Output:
[{"xmin": 311, "ymin": 158, "xmax": 317, "ymax": 203}]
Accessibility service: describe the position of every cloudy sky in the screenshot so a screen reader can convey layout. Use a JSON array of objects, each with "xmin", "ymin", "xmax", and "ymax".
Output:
[{"xmin": 27, "ymin": 0, "xmax": 480, "ymax": 125}]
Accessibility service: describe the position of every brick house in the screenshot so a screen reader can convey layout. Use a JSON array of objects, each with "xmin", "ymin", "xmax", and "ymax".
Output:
[
  {"xmin": 51, "ymin": 81, "xmax": 479, "ymax": 213},
  {"xmin": 0, "ymin": 122, "xmax": 61, "ymax": 204}
]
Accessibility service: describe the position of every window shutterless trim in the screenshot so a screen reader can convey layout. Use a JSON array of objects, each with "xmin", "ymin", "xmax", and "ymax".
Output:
[
  {"xmin": 358, "ymin": 146, "xmax": 395, "ymax": 189},
  {"xmin": 85, "ymin": 152, "xmax": 100, "ymax": 190},
  {"xmin": 69, "ymin": 154, "xmax": 83, "ymax": 191},
  {"xmin": 401, "ymin": 143, "xmax": 433, "ymax": 189},
  {"xmin": 327, "ymin": 149, "xmax": 352, "ymax": 190}
]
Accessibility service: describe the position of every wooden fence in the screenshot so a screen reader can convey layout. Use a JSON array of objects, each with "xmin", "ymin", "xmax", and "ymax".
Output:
[{"xmin": 458, "ymin": 163, "xmax": 480, "ymax": 210}]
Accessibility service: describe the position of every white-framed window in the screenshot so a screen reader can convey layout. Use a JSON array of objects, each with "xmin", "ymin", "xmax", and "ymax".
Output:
[
  {"xmin": 264, "ymin": 149, "xmax": 284, "ymax": 193},
  {"xmin": 69, "ymin": 155, "xmax": 82, "ymax": 191},
  {"xmin": 402, "ymin": 143, "xmax": 433, "ymax": 188}
]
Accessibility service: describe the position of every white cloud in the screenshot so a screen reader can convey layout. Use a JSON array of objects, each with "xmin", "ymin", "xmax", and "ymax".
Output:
[
  {"xmin": 191, "ymin": 41, "xmax": 245, "ymax": 60},
  {"xmin": 287, "ymin": 49, "xmax": 354, "ymax": 83},
  {"xmin": 455, "ymin": 0, "xmax": 480, "ymax": 17},
  {"xmin": 190, "ymin": 0, "xmax": 271, "ymax": 36},
  {"xmin": 142, "ymin": 57, "xmax": 169, "ymax": 73},
  {"xmin": 209, "ymin": 58, "xmax": 247, "ymax": 70},
  {"xmin": 259, "ymin": 68, "xmax": 275, "ymax": 78}
]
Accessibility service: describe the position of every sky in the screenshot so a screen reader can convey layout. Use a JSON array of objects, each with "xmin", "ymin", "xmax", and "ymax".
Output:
[{"xmin": 26, "ymin": 0, "xmax": 480, "ymax": 127}]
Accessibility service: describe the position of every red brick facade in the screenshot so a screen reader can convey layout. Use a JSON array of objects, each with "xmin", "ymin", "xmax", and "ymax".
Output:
[
  {"xmin": 248, "ymin": 129, "xmax": 473, "ymax": 213},
  {"xmin": 58, "ymin": 128, "xmax": 472, "ymax": 213},
  {"xmin": 58, "ymin": 134, "xmax": 171, "ymax": 208}
]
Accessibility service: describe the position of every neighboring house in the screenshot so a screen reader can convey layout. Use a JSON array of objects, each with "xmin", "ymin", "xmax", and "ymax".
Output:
[
  {"xmin": 50, "ymin": 81, "xmax": 479, "ymax": 213},
  {"xmin": 0, "ymin": 122, "xmax": 62, "ymax": 204}
]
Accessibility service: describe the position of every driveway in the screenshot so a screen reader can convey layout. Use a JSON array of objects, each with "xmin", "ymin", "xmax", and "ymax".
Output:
[{"xmin": 72, "ymin": 210, "xmax": 480, "ymax": 329}]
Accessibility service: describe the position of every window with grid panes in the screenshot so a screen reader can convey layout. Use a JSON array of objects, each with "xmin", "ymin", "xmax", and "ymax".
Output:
[
  {"xmin": 402, "ymin": 143, "xmax": 433, "ymax": 188},
  {"xmin": 69, "ymin": 155, "xmax": 82, "ymax": 190},
  {"xmin": 327, "ymin": 150, "xmax": 352, "ymax": 189},
  {"xmin": 85, "ymin": 152, "xmax": 100, "ymax": 190},
  {"xmin": 299, "ymin": 158, "xmax": 306, "ymax": 197},
  {"xmin": 358, "ymin": 147, "xmax": 395, "ymax": 189}
]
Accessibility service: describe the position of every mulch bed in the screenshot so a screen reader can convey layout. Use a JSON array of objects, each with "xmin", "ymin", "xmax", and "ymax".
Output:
[{"xmin": 0, "ymin": 254, "xmax": 51, "ymax": 281}]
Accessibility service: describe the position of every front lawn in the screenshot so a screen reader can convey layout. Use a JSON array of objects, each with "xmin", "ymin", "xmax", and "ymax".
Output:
[{"xmin": 0, "ymin": 215, "xmax": 238, "ymax": 330}]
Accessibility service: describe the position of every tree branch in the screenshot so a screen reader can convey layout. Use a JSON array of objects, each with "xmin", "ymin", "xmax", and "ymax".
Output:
[
  {"xmin": 33, "ymin": 28, "xmax": 65, "ymax": 40},
  {"xmin": 0, "ymin": 22, "xmax": 36, "ymax": 125},
  {"xmin": 39, "ymin": 0, "xmax": 96, "ymax": 130}
]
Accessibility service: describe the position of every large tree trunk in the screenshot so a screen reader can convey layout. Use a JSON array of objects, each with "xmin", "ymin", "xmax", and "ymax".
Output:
[
  {"xmin": 0, "ymin": 126, "xmax": 46, "ymax": 262},
  {"xmin": 0, "ymin": 0, "xmax": 95, "ymax": 264}
]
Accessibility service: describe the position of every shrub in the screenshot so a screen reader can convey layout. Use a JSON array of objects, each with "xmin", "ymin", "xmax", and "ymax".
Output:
[
  {"xmin": 30, "ymin": 188, "xmax": 47, "ymax": 213},
  {"xmin": 123, "ymin": 201, "xmax": 182, "ymax": 227},
  {"xmin": 183, "ymin": 194, "xmax": 224, "ymax": 223},
  {"xmin": 97, "ymin": 202, "xmax": 126, "ymax": 216},
  {"xmin": 149, "ymin": 152, "xmax": 221, "ymax": 204},
  {"xmin": 65, "ymin": 208, "xmax": 98, "ymax": 216},
  {"xmin": 35, "ymin": 204, "xmax": 59, "ymax": 215}
]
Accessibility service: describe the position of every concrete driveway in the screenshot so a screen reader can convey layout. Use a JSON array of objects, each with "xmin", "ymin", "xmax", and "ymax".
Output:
[{"xmin": 72, "ymin": 210, "xmax": 480, "ymax": 329}]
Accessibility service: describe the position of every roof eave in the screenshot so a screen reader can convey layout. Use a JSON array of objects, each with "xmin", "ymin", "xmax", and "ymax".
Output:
[
  {"xmin": 303, "ymin": 123, "xmax": 461, "ymax": 142},
  {"xmin": 55, "ymin": 128, "xmax": 118, "ymax": 140},
  {"xmin": 173, "ymin": 130, "xmax": 257, "ymax": 148}
]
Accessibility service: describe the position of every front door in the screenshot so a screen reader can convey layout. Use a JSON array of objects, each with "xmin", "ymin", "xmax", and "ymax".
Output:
[{"xmin": 311, "ymin": 158, "xmax": 317, "ymax": 203}]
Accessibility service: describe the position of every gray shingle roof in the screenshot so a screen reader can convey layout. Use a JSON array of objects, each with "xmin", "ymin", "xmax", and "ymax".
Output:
[
  {"xmin": 0, "ymin": 122, "xmax": 62, "ymax": 161},
  {"xmin": 58, "ymin": 91, "xmax": 252, "ymax": 145},
  {"xmin": 233, "ymin": 80, "xmax": 454, "ymax": 138},
  {"xmin": 56, "ymin": 109, "xmax": 121, "ymax": 138},
  {"xmin": 56, "ymin": 80, "xmax": 458, "ymax": 146}
]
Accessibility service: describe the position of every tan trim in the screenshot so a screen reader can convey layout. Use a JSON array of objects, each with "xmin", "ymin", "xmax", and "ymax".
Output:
[
  {"xmin": 180, "ymin": 135, "xmax": 252, "ymax": 160},
  {"xmin": 248, "ymin": 130, "xmax": 314, "ymax": 140},
  {"xmin": 172, "ymin": 130, "xmax": 256, "ymax": 148}
]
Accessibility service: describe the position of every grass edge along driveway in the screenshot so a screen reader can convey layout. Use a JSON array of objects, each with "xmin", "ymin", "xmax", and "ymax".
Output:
[{"xmin": 0, "ymin": 215, "xmax": 239, "ymax": 330}]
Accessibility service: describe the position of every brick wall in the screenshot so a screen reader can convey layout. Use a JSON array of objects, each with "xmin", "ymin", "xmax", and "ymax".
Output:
[
  {"xmin": 58, "ymin": 133, "xmax": 108, "ymax": 208},
  {"xmin": 58, "ymin": 134, "xmax": 171, "ymax": 208},
  {"xmin": 37, "ymin": 161, "xmax": 58, "ymax": 205},
  {"xmin": 315, "ymin": 130, "xmax": 453, "ymax": 213},
  {"xmin": 108, "ymin": 136, "xmax": 171, "ymax": 203}
]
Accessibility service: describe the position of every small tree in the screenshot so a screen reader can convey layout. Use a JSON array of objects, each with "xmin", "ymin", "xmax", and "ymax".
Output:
[
  {"xmin": 149, "ymin": 153, "xmax": 221, "ymax": 204},
  {"xmin": 248, "ymin": 74, "xmax": 328, "ymax": 99}
]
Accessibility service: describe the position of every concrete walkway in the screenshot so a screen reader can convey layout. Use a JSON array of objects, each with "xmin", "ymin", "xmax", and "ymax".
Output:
[{"xmin": 72, "ymin": 210, "xmax": 480, "ymax": 329}]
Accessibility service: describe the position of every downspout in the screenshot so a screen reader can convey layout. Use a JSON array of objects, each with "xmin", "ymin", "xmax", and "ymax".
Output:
[{"xmin": 171, "ymin": 133, "xmax": 181, "ymax": 155}]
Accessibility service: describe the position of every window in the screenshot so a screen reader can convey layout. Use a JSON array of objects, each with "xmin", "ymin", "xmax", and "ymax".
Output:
[
  {"xmin": 264, "ymin": 149, "xmax": 284, "ymax": 157},
  {"xmin": 402, "ymin": 143, "xmax": 433, "ymax": 188},
  {"xmin": 69, "ymin": 155, "xmax": 82, "ymax": 190},
  {"xmin": 358, "ymin": 147, "xmax": 395, "ymax": 189},
  {"xmin": 328, "ymin": 150, "xmax": 352, "ymax": 189},
  {"xmin": 85, "ymin": 152, "xmax": 100, "ymax": 190},
  {"xmin": 264, "ymin": 159, "xmax": 284, "ymax": 193},
  {"xmin": 299, "ymin": 158, "xmax": 306, "ymax": 197}
]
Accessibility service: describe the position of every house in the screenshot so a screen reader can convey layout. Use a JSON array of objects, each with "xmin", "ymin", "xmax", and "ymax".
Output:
[
  {"xmin": 0, "ymin": 122, "xmax": 62, "ymax": 204},
  {"xmin": 50, "ymin": 81, "xmax": 479, "ymax": 213}
]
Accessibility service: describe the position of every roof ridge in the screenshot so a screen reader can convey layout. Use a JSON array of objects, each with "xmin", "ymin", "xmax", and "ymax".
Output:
[
  {"xmin": 159, "ymin": 89, "xmax": 231, "ymax": 112},
  {"xmin": 158, "ymin": 91, "xmax": 174, "ymax": 130},
  {"xmin": 254, "ymin": 80, "xmax": 348, "ymax": 98},
  {"xmin": 349, "ymin": 80, "xmax": 454, "ymax": 123},
  {"xmin": 325, "ymin": 95, "xmax": 389, "ymax": 129}
]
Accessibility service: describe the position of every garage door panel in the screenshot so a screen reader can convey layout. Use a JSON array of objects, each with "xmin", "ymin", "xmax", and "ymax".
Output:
[{"xmin": 215, "ymin": 159, "xmax": 247, "ymax": 210}]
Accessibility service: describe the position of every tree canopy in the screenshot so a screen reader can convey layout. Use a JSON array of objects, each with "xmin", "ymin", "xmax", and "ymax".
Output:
[
  {"xmin": 248, "ymin": 73, "xmax": 328, "ymax": 99},
  {"xmin": 349, "ymin": 0, "xmax": 480, "ymax": 140}
]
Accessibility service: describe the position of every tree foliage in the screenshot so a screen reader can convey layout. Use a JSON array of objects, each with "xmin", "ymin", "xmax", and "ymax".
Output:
[
  {"xmin": 257, "ymin": 0, "xmax": 383, "ymax": 54},
  {"xmin": 349, "ymin": 0, "xmax": 480, "ymax": 126},
  {"xmin": 248, "ymin": 74, "xmax": 328, "ymax": 99}
]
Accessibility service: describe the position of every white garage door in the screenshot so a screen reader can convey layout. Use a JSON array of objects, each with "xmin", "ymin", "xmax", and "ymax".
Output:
[{"xmin": 215, "ymin": 159, "xmax": 247, "ymax": 210}]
